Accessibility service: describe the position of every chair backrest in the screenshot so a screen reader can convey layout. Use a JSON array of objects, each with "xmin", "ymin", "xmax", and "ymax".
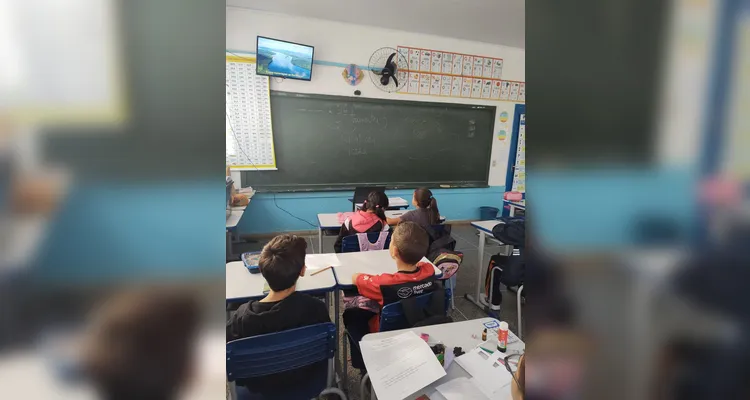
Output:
[
  {"xmin": 352, "ymin": 186, "xmax": 386, "ymax": 209},
  {"xmin": 226, "ymin": 322, "xmax": 336, "ymax": 381},
  {"xmin": 380, "ymin": 291, "xmax": 445, "ymax": 332},
  {"xmin": 341, "ymin": 231, "xmax": 392, "ymax": 253}
]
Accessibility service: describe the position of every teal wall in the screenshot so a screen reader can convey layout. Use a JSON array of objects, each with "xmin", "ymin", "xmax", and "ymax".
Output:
[{"xmin": 237, "ymin": 187, "xmax": 507, "ymax": 234}]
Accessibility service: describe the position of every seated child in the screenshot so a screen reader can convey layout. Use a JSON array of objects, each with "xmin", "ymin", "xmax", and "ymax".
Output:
[
  {"xmin": 82, "ymin": 288, "xmax": 199, "ymax": 400},
  {"xmin": 343, "ymin": 221, "xmax": 436, "ymax": 370},
  {"xmin": 386, "ymin": 187, "xmax": 455, "ymax": 260},
  {"xmin": 386, "ymin": 187, "xmax": 441, "ymax": 229},
  {"xmin": 226, "ymin": 234, "xmax": 331, "ymax": 395},
  {"xmin": 333, "ymin": 190, "xmax": 390, "ymax": 253}
]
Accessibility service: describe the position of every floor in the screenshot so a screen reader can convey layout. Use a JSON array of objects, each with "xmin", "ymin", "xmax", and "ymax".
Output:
[{"xmin": 230, "ymin": 223, "xmax": 523, "ymax": 399}]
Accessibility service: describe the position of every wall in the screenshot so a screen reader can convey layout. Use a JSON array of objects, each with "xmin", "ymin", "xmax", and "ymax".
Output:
[{"xmin": 226, "ymin": 7, "xmax": 526, "ymax": 233}]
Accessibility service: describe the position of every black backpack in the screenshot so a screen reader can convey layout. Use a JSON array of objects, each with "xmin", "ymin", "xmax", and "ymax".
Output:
[{"xmin": 491, "ymin": 216, "xmax": 525, "ymax": 247}]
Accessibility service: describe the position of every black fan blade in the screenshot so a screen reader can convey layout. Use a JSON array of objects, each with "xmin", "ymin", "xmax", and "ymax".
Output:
[
  {"xmin": 385, "ymin": 53, "xmax": 396, "ymax": 67},
  {"xmin": 392, "ymin": 74, "xmax": 399, "ymax": 87}
]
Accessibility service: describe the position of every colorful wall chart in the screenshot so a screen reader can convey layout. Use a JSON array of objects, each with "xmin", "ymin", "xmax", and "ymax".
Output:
[
  {"xmin": 226, "ymin": 55, "xmax": 277, "ymax": 170},
  {"xmin": 396, "ymin": 46, "xmax": 525, "ymax": 103}
]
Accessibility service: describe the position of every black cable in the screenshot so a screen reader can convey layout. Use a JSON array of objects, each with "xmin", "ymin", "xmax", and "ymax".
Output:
[{"xmin": 226, "ymin": 88, "xmax": 316, "ymax": 229}]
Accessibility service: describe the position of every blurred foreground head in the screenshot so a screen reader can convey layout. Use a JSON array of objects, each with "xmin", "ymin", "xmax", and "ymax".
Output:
[{"xmin": 82, "ymin": 288, "xmax": 200, "ymax": 400}]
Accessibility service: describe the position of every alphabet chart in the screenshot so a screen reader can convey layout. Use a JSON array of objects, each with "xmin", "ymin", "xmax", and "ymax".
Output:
[
  {"xmin": 225, "ymin": 55, "xmax": 277, "ymax": 170},
  {"xmin": 396, "ymin": 46, "xmax": 525, "ymax": 103}
]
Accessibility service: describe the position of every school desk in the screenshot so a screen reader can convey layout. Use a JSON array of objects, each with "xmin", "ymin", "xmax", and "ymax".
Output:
[
  {"xmin": 464, "ymin": 220, "xmax": 509, "ymax": 312},
  {"xmin": 225, "ymin": 258, "xmax": 338, "ymax": 304},
  {"xmin": 331, "ymin": 249, "xmax": 443, "ymax": 288},
  {"xmin": 361, "ymin": 317, "xmax": 525, "ymax": 399},
  {"xmin": 226, "ymin": 208, "xmax": 244, "ymax": 259},
  {"xmin": 316, "ymin": 210, "xmax": 448, "ymax": 253},
  {"xmin": 349, "ymin": 196, "xmax": 409, "ymax": 210},
  {"xmin": 503, "ymin": 199, "xmax": 525, "ymax": 216}
]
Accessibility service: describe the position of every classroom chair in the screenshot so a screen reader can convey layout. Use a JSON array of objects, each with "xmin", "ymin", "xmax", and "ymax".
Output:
[
  {"xmin": 341, "ymin": 231, "xmax": 392, "ymax": 253},
  {"xmin": 226, "ymin": 323, "xmax": 346, "ymax": 400}
]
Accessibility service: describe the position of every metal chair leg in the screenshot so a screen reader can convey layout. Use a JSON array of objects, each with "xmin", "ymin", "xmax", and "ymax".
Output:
[
  {"xmin": 360, "ymin": 372, "xmax": 370, "ymax": 400},
  {"xmin": 449, "ymin": 277, "xmax": 456, "ymax": 310},
  {"xmin": 517, "ymin": 285, "xmax": 524, "ymax": 338},
  {"xmin": 228, "ymin": 381, "xmax": 237, "ymax": 400}
]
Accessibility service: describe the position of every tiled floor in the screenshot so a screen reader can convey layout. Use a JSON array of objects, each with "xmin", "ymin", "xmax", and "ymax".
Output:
[{"xmin": 231, "ymin": 223, "xmax": 523, "ymax": 399}]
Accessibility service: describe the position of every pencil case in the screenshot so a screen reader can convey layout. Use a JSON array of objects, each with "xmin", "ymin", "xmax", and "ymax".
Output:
[{"xmin": 241, "ymin": 251, "xmax": 262, "ymax": 274}]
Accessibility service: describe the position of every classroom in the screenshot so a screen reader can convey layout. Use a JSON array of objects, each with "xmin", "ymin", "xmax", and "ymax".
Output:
[{"xmin": 225, "ymin": 2, "xmax": 527, "ymax": 399}]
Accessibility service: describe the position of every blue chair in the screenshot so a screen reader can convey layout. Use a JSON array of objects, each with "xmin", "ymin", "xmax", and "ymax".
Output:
[
  {"xmin": 341, "ymin": 231, "xmax": 392, "ymax": 253},
  {"xmin": 226, "ymin": 323, "xmax": 346, "ymax": 400},
  {"xmin": 379, "ymin": 291, "xmax": 445, "ymax": 332}
]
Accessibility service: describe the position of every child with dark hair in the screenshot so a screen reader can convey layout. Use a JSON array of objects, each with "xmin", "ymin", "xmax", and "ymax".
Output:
[
  {"xmin": 226, "ymin": 234, "xmax": 330, "ymax": 395},
  {"xmin": 343, "ymin": 222, "xmax": 437, "ymax": 370},
  {"xmin": 82, "ymin": 288, "xmax": 200, "ymax": 400},
  {"xmin": 333, "ymin": 191, "xmax": 390, "ymax": 253},
  {"xmin": 387, "ymin": 187, "xmax": 440, "ymax": 228}
]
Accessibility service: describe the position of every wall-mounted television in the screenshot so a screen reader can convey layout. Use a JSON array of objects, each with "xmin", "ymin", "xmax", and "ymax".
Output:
[{"xmin": 256, "ymin": 36, "xmax": 314, "ymax": 81}]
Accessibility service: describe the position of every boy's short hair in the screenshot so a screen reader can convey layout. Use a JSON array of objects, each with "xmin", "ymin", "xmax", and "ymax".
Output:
[
  {"xmin": 83, "ymin": 288, "xmax": 199, "ymax": 400},
  {"xmin": 259, "ymin": 234, "xmax": 307, "ymax": 291},
  {"xmin": 392, "ymin": 221, "xmax": 429, "ymax": 264}
]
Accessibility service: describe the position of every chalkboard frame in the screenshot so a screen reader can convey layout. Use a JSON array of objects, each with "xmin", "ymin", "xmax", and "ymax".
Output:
[{"xmin": 242, "ymin": 91, "xmax": 496, "ymax": 192}]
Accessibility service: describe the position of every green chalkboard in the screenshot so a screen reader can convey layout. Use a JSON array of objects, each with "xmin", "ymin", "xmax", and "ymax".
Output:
[{"xmin": 243, "ymin": 91, "xmax": 496, "ymax": 191}]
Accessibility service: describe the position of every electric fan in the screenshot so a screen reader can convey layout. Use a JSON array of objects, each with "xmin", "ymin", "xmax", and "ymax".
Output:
[{"xmin": 368, "ymin": 47, "xmax": 408, "ymax": 93}]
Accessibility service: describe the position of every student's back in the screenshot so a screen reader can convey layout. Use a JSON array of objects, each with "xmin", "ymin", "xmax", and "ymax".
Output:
[
  {"xmin": 226, "ymin": 235, "xmax": 330, "ymax": 395},
  {"xmin": 334, "ymin": 191, "xmax": 389, "ymax": 252}
]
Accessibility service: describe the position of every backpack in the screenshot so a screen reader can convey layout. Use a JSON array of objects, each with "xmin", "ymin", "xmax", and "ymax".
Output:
[{"xmin": 491, "ymin": 216, "xmax": 525, "ymax": 247}]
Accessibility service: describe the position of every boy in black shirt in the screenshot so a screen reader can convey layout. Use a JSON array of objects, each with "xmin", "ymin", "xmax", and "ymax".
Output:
[{"xmin": 226, "ymin": 234, "xmax": 331, "ymax": 395}]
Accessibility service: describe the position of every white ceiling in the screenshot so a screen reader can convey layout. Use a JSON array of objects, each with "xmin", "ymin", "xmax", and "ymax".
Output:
[{"xmin": 226, "ymin": 0, "xmax": 525, "ymax": 49}]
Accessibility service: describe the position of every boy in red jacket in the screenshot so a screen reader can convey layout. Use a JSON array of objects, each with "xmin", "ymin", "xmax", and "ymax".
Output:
[{"xmin": 344, "ymin": 221, "xmax": 436, "ymax": 370}]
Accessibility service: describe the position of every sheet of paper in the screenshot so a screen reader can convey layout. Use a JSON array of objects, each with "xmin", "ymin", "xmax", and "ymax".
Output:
[
  {"xmin": 431, "ymin": 52, "xmax": 443, "ymax": 73},
  {"xmin": 442, "ymin": 53, "xmax": 453, "ymax": 74},
  {"xmin": 481, "ymin": 79, "xmax": 492, "ymax": 99},
  {"xmin": 473, "ymin": 57, "xmax": 484, "ymax": 77},
  {"xmin": 420, "ymin": 50, "xmax": 432, "ymax": 72},
  {"xmin": 420, "ymin": 74, "xmax": 432, "ymax": 95},
  {"xmin": 305, "ymin": 254, "xmax": 340, "ymax": 271},
  {"xmin": 471, "ymin": 79, "xmax": 483, "ymax": 98},
  {"xmin": 452, "ymin": 54, "xmax": 463, "ymax": 75},
  {"xmin": 360, "ymin": 331, "xmax": 447, "ymax": 400},
  {"xmin": 491, "ymin": 80, "xmax": 501, "ymax": 99},
  {"xmin": 451, "ymin": 76, "xmax": 462, "ymax": 97},
  {"xmin": 483, "ymin": 58, "xmax": 494, "ymax": 78},
  {"xmin": 441, "ymin": 75, "xmax": 452, "ymax": 96},
  {"xmin": 462, "ymin": 56, "xmax": 474, "ymax": 76},
  {"xmin": 455, "ymin": 347, "xmax": 513, "ymax": 398},
  {"xmin": 461, "ymin": 78, "xmax": 472, "ymax": 97},
  {"xmin": 409, "ymin": 49, "xmax": 421, "ymax": 71},
  {"xmin": 437, "ymin": 377, "xmax": 489, "ymax": 400},
  {"xmin": 500, "ymin": 81, "xmax": 511, "ymax": 100},
  {"xmin": 492, "ymin": 59, "xmax": 504, "ymax": 79},
  {"xmin": 409, "ymin": 72, "xmax": 420, "ymax": 93},
  {"xmin": 430, "ymin": 75, "xmax": 442, "ymax": 95}
]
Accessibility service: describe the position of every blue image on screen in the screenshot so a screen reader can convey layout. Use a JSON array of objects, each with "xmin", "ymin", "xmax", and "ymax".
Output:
[{"xmin": 256, "ymin": 37, "xmax": 314, "ymax": 81}]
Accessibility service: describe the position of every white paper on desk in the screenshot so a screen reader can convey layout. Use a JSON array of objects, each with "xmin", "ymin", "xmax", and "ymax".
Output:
[
  {"xmin": 305, "ymin": 254, "xmax": 340, "ymax": 271},
  {"xmin": 360, "ymin": 331, "xmax": 446, "ymax": 400},
  {"xmin": 455, "ymin": 348, "xmax": 513, "ymax": 399},
  {"xmin": 437, "ymin": 377, "xmax": 489, "ymax": 400}
]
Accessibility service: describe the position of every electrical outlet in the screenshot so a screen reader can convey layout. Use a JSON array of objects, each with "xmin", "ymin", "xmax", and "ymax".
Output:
[{"xmin": 491, "ymin": 160, "xmax": 497, "ymax": 167}]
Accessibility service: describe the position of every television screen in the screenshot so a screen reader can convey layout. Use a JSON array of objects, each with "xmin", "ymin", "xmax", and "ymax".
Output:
[{"xmin": 256, "ymin": 36, "xmax": 314, "ymax": 81}]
